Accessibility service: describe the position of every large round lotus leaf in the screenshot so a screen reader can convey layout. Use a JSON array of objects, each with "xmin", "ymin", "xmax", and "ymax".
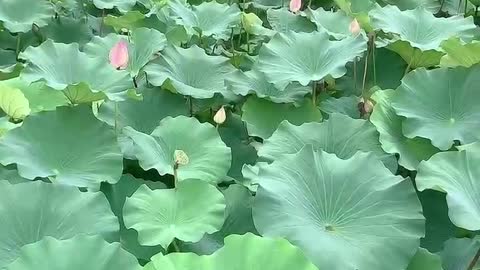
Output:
[
  {"xmin": 319, "ymin": 95, "xmax": 360, "ymax": 119},
  {"xmin": 253, "ymin": 146, "xmax": 425, "ymax": 270},
  {"xmin": 0, "ymin": 181, "xmax": 119, "ymax": 269},
  {"xmin": 266, "ymin": 8, "xmax": 316, "ymax": 33},
  {"xmin": 102, "ymin": 174, "xmax": 166, "ymax": 260},
  {"xmin": 123, "ymin": 179, "xmax": 226, "ymax": 249},
  {"xmin": 19, "ymin": 40, "xmax": 133, "ymax": 103},
  {"xmin": 179, "ymin": 184, "xmax": 258, "ymax": 255},
  {"xmin": 406, "ymin": 248, "xmax": 443, "ymax": 270},
  {"xmin": 84, "ymin": 28, "xmax": 167, "ymax": 77},
  {"xmin": 370, "ymin": 89, "xmax": 439, "ymax": 170},
  {"xmin": 93, "ymin": 0, "xmax": 137, "ymax": 12},
  {"xmin": 440, "ymin": 38, "xmax": 480, "ymax": 68},
  {"xmin": 258, "ymin": 113, "xmax": 397, "ymax": 172},
  {"xmin": 97, "ymin": 87, "xmax": 188, "ymax": 134},
  {"xmin": 257, "ymin": 30, "xmax": 367, "ymax": 89},
  {"xmin": 369, "ymin": 5, "xmax": 476, "ymax": 51},
  {"xmin": 146, "ymin": 233, "xmax": 319, "ymax": 270},
  {"xmin": 0, "ymin": 106, "xmax": 123, "ymax": 189},
  {"xmin": 168, "ymin": 0, "xmax": 240, "ymax": 40},
  {"xmin": 123, "ymin": 116, "xmax": 231, "ymax": 183},
  {"xmin": 439, "ymin": 237, "xmax": 480, "ymax": 270},
  {"xmin": 304, "ymin": 8, "xmax": 358, "ymax": 39},
  {"xmin": 0, "ymin": 0, "xmax": 54, "ymax": 33},
  {"xmin": 225, "ymin": 69, "xmax": 310, "ymax": 104},
  {"xmin": 42, "ymin": 17, "xmax": 93, "ymax": 46},
  {"xmin": 0, "ymin": 165, "xmax": 29, "ymax": 184},
  {"xmin": 241, "ymin": 96, "xmax": 322, "ymax": 139},
  {"xmin": 0, "ymin": 83, "xmax": 30, "ymax": 120},
  {"xmin": 377, "ymin": 0, "xmax": 438, "ymax": 11},
  {"xmin": 144, "ymin": 45, "xmax": 236, "ymax": 99},
  {"xmin": 0, "ymin": 49, "xmax": 17, "ymax": 73},
  {"xmin": 387, "ymin": 40, "xmax": 444, "ymax": 69},
  {"xmin": 391, "ymin": 66, "xmax": 480, "ymax": 150},
  {"xmin": 416, "ymin": 145, "xmax": 480, "ymax": 231},
  {"xmin": 5, "ymin": 235, "xmax": 140, "ymax": 270}
]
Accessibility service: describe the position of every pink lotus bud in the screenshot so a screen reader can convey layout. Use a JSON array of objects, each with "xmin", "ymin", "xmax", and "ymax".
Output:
[
  {"xmin": 109, "ymin": 40, "xmax": 129, "ymax": 70},
  {"xmin": 349, "ymin": 18, "xmax": 361, "ymax": 35},
  {"xmin": 213, "ymin": 106, "xmax": 226, "ymax": 125},
  {"xmin": 289, "ymin": 0, "xmax": 301, "ymax": 13}
]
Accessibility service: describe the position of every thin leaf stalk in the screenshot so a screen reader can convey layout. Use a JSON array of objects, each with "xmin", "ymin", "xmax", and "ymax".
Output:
[{"xmin": 468, "ymin": 247, "xmax": 480, "ymax": 270}]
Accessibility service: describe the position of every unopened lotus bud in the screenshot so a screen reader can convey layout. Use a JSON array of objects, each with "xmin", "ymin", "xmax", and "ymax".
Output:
[
  {"xmin": 349, "ymin": 18, "xmax": 361, "ymax": 36},
  {"xmin": 289, "ymin": 0, "xmax": 301, "ymax": 13},
  {"xmin": 109, "ymin": 40, "xmax": 129, "ymax": 70},
  {"xmin": 213, "ymin": 106, "xmax": 226, "ymax": 125},
  {"xmin": 174, "ymin": 150, "xmax": 189, "ymax": 166}
]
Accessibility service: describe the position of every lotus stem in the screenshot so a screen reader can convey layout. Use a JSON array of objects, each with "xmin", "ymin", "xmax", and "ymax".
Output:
[
  {"xmin": 15, "ymin": 33, "xmax": 21, "ymax": 60},
  {"xmin": 467, "ymin": 247, "xmax": 480, "ymax": 270},
  {"xmin": 312, "ymin": 80, "xmax": 317, "ymax": 106},
  {"xmin": 188, "ymin": 97, "xmax": 193, "ymax": 116},
  {"xmin": 465, "ymin": 0, "xmax": 468, "ymax": 14},
  {"xmin": 405, "ymin": 51, "xmax": 415, "ymax": 75},
  {"xmin": 246, "ymin": 32, "xmax": 250, "ymax": 54},
  {"xmin": 361, "ymin": 47, "xmax": 369, "ymax": 95},
  {"xmin": 173, "ymin": 163, "xmax": 179, "ymax": 188},
  {"xmin": 371, "ymin": 33, "xmax": 377, "ymax": 85},
  {"xmin": 114, "ymin": 102, "xmax": 118, "ymax": 135},
  {"xmin": 353, "ymin": 58, "xmax": 357, "ymax": 92},
  {"xmin": 100, "ymin": 9, "xmax": 105, "ymax": 36}
]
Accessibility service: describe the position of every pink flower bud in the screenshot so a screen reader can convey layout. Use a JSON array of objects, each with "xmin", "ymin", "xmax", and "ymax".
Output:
[
  {"xmin": 213, "ymin": 106, "xmax": 226, "ymax": 125},
  {"xmin": 109, "ymin": 40, "xmax": 129, "ymax": 70},
  {"xmin": 289, "ymin": 0, "xmax": 301, "ymax": 13},
  {"xmin": 349, "ymin": 18, "xmax": 361, "ymax": 35}
]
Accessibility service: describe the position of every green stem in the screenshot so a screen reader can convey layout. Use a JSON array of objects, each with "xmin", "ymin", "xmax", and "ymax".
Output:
[
  {"xmin": 465, "ymin": 0, "xmax": 468, "ymax": 14},
  {"xmin": 476, "ymin": 6, "xmax": 479, "ymax": 16},
  {"xmin": 361, "ymin": 47, "xmax": 369, "ymax": 95},
  {"xmin": 246, "ymin": 32, "xmax": 250, "ymax": 54},
  {"xmin": 173, "ymin": 164, "xmax": 179, "ymax": 189},
  {"xmin": 100, "ymin": 9, "xmax": 105, "ymax": 36},
  {"xmin": 353, "ymin": 58, "xmax": 357, "ymax": 92},
  {"xmin": 371, "ymin": 33, "xmax": 377, "ymax": 85},
  {"xmin": 114, "ymin": 102, "xmax": 119, "ymax": 135},
  {"xmin": 405, "ymin": 51, "xmax": 415, "ymax": 75},
  {"xmin": 188, "ymin": 97, "xmax": 193, "ymax": 116},
  {"xmin": 312, "ymin": 81, "xmax": 317, "ymax": 106},
  {"xmin": 15, "ymin": 33, "xmax": 21, "ymax": 60},
  {"xmin": 467, "ymin": 247, "xmax": 480, "ymax": 270}
]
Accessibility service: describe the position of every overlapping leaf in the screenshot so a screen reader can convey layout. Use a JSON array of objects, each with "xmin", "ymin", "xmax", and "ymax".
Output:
[{"xmin": 0, "ymin": 0, "xmax": 55, "ymax": 33}]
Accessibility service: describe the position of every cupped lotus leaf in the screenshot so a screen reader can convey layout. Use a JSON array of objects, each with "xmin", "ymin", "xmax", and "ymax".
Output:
[
  {"xmin": 169, "ymin": 0, "xmax": 240, "ymax": 40},
  {"xmin": 258, "ymin": 113, "xmax": 397, "ymax": 171},
  {"xmin": 0, "ymin": 49, "xmax": 17, "ymax": 73},
  {"xmin": 241, "ymin": 13, "xmax": 275, "ymax": 37},
  {"xmin": 226, "ymin": 69, "xmax": 310, "ymax": 104},
  {"xmin": 124, "ymin": 116, "xmax": 231, "ymax": 183},
  {"xmin": 180, "ymin": 184, "xmax": 258, "ymax": 255},
  {"xmin": 102, "ymin": 174, "xmax": 166, "ymax": 260},
  {"xmin": 304, "ymin": 8, "xmax": 358, "ymax": 39},
  {"xmin": 369, "ymin": 5, "xmax": 476, "ymax": 51},
  {"xmin": 145, "ymin": 45, "xmax": 236, "ymax": 99},
  {"xmin": 319, "ymin": 95, "xmax": 360, "ymax": 119},
  {"xmin": 391, "ymin": 66, "xmax": 480, "ymax": 150},
  {"xmin": 253, "ymin": 146, "xmax": 425, "ymax": 270},
  {"xmin": 387, "ymin": 40, "xmax": 443, "ymax": 69},
  {"xmin": 266, "ymin": 8, "xmax": 316, "ymax": 34},
  {"xmin": 241, "ymin": 96, "xmax": 322, "ymax": 139},
  {"xmin": 257, "ymin": 30, "xmax": 367, "ymax": 89},
  {"xmin": 0, "ymin": 83, "xmax": 30, "ymax": 120},
  {"xmin": 0, "ymin": 181, "xmax": 119, "ymax": 269},
  {"xmin": 440, "ymin": 38, "xmax": 480, "ymax": 68},
  {"xmin": 0, "ymin": 106, "xmax": 123, "ymax": 189},
  {"xmin": 406, "ymin": 248, "xmax": 444, "ymax": 270},
  {"xmin": 370, "ymin": 89, "xmax": 439, "ymax": 170},
  {"xmin": 19, "ymin": 40, "xmax": 133, "ymax": 103},
  {"xmin": 0, "ymin": 0, "xmax": 55, "ymax": 33},
  {"xmin": 84, "ymin": 28, "xmax": 167, "ymax": 77},
  {"xmin": 146, "ymin": 233, "xmax": 319, "ymax": 270},
  {"xmin": 416, "ymin": 145, "xmax": 480, "ymax": 230},
  {"xmin": 123, "ymin": 179, "xmax": 226, "ymax": 249},
  {"xmin": 5, "ymin": 235, "xmax": 140, "ymax": 270},
  {"xmin": 93, "ymin": 0, "xmax": 137, "ymax": 12},
  {"xmin": 439, "ymin": 237, "xmax": 480, "ymax": 270}
]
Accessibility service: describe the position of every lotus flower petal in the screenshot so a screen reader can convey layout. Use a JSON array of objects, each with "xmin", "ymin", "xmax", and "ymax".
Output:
[{"xmin": 109, "ymin": 40, "xmax": 129, "ymax": 70}]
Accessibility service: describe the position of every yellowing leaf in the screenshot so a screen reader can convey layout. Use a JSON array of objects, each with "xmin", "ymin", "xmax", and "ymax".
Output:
[{"xmin": 0, "ymin": 84, "xmax": 30, "ymax": 120}]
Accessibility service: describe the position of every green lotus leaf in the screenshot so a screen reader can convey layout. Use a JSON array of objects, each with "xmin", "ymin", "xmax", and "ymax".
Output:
[
  {"xmin": 0, "ymin": 49, "xmax": 17, "ymax": 73},
  {"xmin": 439, "ymin": 0, "xmax": 475, "ymax": 15},
  {"xmin": 0, "ymin": 106, "xmax": 123, "ymax": 189},
  {"xmin": 226, "ymin": 69, "xmax": 310, "ymax": 104},
  {"xmin": 146, "ymin": 233, "xmax": 319, "ymax": 270},
  {"xmin": 84, "ymin": 28, "xmax": 167, "ymax": 77},
  {"xmin": 0, "ymin": 164, "xmax": 29, "ymax": 184},
  {"xmin": 0, "ymin": 83, "xmax": 30, "ymax": 120},
  {"xmin": 387, "ymin": 40, "xmax": 443, "ymax": 69},
  {"xmin": 439, "ymin": 237, "xmax": 480, "ymax": 270},
  {"xmin": 253, "ymin": 146, "xmax": 425, "ymax": 270},
  {"xmin": 377, "ymin": 0, "xmax": 438, "ymax": 11},
  {"xmin": 124, "ymin": 116, "xmax": 231, "ymax": 183},
  {"xmin": 319, "ymin": 95, "xmax": 360, "ymax": 119},
  {"xmin": 267, "ymin": 8, "xmax": 316, "ymax": 34},
  {"xmin": 42, "ymin": 17, "xmax": 93, "ymax": 45},
  {"xmin": 5, "ymin": 235, "xmax": 140, "ymax": 270},
  {"xmin": 1, "ymin": 78, "xmax": 69, "ymax": 113},
  {"xmin": 257, "ymin": 30, "xmax": 367, "ymax": 89},
  {"xmin": 0, "ymin": 117, "xmax": 19, "ymax": 138},
  {"xmin": 406, "ymin": 248, "xmax": 443, "ymax": 270},
  {"xmin": 0, "ymin": 181, "xmax": 119, "ymax": 269},
  {"xmin": 370, "ymin": 89, "xmax": 439, "ymax": 170},
  {"xmin": 241, "ymin": 96, "xmax": 322, "ymax": 139},
  {"xmin": 370, "ymin": 5, "xmax": 476, "ymax": 51},
  {"xmin": 252, "ymin": 0, "xmax": 283, "ymax": 9},
  {"xmin": 123, "ymin": 179, "xmax": 226, "ymax": 249},
  {"xmin": 169, "ymin": 0, "xmax": 240, "ymax": 40},
  {"xmin": 241, "ymin": 12, "xmax": 275, "ymax": 37},
  {"xmin": 0, "ymin": 0, "xmax": 55, "ymax": 33},
  {"xmin": 440, "ymin": 38, "xmax": 480, "ymax": 68},
  {"xmin": 93, "ymin": 0, "xmax": 137, "ymax": 12},
  {"xmin": 391, "ymin": 66, "xmax": 480, "ymax": 150},
  {"xmin": 145, "ymin": 45, "xmax": 236, "ymax": 99},
  {"xmin": 258, "ymin": 113, "xmax": 397, "ymax": 171},
  {"xmin": 102, "ymin": 174, "xmax": 166, "ymax": 260},
  {"xmin": 416, "ymin": 144, "xmax": 480, "ymax": 230},
  {"xmin": 304, "ymin": 8, "xmax": 357, "ymax": 39},
  {"xmin": 179, "ymin": 184, "xmax": 258, "ymax": 255},
  {"xmin": 19, "ymin": 40, "xmax": 134, "ymax": 103}
]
